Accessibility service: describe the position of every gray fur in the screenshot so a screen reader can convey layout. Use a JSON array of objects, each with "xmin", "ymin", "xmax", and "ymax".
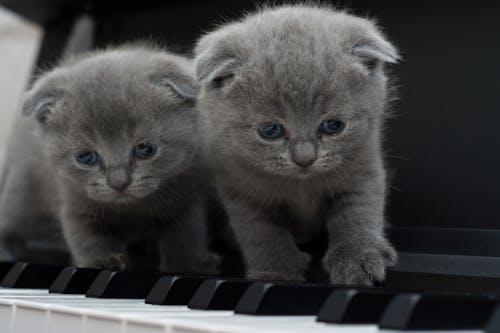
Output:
[
  {"xmin": 0, "ymin": 46, "xmax": 218, "ymax": 273},
  {"xmin": 195, "ymin": 5, "xmax": 399, "ymax": 284}
]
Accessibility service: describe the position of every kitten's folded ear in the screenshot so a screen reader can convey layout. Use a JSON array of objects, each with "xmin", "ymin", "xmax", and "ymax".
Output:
[
  {"xmin": 350, "ymin": 25, "xmax": 400, "ymax": 70},
  {"xmin": 195, "ymin": 47, "xmax": 240, "ymax": 89},
  {"xmin": 22, "ymin": 85, "xmax": 64, "ymax": 124},
  {"xmin": 150, "ymin": 73, "xmax": 197, "ymax": 103}
]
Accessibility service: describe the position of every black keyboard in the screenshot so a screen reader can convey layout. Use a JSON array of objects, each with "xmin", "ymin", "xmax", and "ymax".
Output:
[{"xmin": 2, "ymin": 261, "xmax": 500, "ymax": 333}]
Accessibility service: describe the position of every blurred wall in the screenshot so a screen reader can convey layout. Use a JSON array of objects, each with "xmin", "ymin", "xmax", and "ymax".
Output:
[{"xmin": 0, "ymin": 6, "xmax": 41, "ymax": 168}]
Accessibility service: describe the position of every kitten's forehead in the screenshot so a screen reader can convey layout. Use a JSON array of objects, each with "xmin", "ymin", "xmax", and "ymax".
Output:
[
  {"xmin": 262, "ymin": 14, "xmax": 363, "ymax": 70},
  {"xmin": 232, "ymin": 46, "xmax": 351, "ymax": 121},
  {"xmin": 53, "ymin": 51, "xmax": 185, "ymax": 133},
  {"xmin": 52, "ymin": 78, "xmax": 169, "ymax": 146},
  {"xmin": 212, "ymin": 8, "xmax": 376, "ymax": 114}
]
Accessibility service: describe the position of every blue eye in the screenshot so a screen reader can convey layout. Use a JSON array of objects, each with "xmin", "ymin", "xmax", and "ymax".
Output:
[
  {"xmin": 319, "ymin": 119, "xmax": 345, "ymax": 135},
  {"xmin": 134, "ymin": 143, "xmax": 156, "ymax": 160},
  {"xmin": 258, "ymin": 122, "xmax": 285, "ymax": 140},
  {"xmin": 76, "ymin": 151, "xmax": 100, "ymax": 167}
]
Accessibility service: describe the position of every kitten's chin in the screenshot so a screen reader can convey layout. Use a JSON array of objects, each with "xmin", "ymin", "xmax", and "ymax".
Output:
[
  {"xmin": 266, "ymin": 166, "xmax": 318, "ymax": 180},
  {"xmin": 270, "ymin": 166, "xmax": 334, "ymax": 181},
  {"xmin": 295, "ymin": 169, "xmax": 315, "ymax": 179},
  {"xmin": 90, "ymin": 194, "xmax": 138, "ymax": 204},
  {"xmin": 88, "ymin": 189, "xmax": 156, "ymax": 204}
]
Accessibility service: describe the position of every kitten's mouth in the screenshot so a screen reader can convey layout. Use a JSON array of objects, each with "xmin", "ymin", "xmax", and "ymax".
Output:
[
  {"xmin": 88, "ymin": 183, "xmax": 158, "ymax": 204},
  {"xmin": 296, "ymin": 170, "xmax": 313, "ymax": 179},
  {"xmin": 109, "ymin": 188, "xmax": 157, "ymax": 203},
  {"xmin": 271, "ymin": 166, "xmax": 316, "ymax": 180},
  {"xmin": 91, "ymin": 191, "xmax": 141, "ymax": 204},
  {"xmin": 111, "ymin": 193, "xmax": 137, "ymax": 203}
]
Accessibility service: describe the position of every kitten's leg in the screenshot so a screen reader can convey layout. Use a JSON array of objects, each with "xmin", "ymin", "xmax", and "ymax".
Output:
[
  {"xmin": 158, "ymin": 196, "xmax": 220, "ymax": 274},
  {"xmin": 224, "ymin": 198, "xmax": 310, "ymax": 281},
  {"xmin": 61, "ymin": 210, "xmax": 129, "ymax": 270},
  {"xmin": 322, "ymin": 176, "xmax": 397, "ymax": 285},
  {"xmin": 0, "ymin": 168, "xmax": 30, "ymax": 260}
]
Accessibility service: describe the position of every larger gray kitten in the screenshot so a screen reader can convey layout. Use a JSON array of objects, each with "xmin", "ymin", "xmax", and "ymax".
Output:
[
  {"xmin": 0, "ymin": 46, "xmax": 218, "ymax": 273},
  {"xmin": 195, "ymin": 5, "xmax": 399, "ymax": 285}
]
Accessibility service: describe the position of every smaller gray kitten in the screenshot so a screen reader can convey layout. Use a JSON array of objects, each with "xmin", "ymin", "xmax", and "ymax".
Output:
[
  {"xmin": 0, "ymin": 46, "xmax": 218, "ymax": 273},
  {"xmin": 195, "ymin": 5, "xmax": 399, "ymax": 285}
]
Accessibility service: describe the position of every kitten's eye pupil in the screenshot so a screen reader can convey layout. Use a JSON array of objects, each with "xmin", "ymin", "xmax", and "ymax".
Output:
[
  {"xmin": 37, "ymin": 106, "xmax": 52, "ymax": 123},
  {"xmin": 134, "ymin": 143, "xmax": 156, "ymax": 160},
  {"xmin": 363, "ymin": 58, "xmax": 378, "ymax": 71},
  {"xmin": 319, "ymin": 119, "xmax": 345, "ymax": 135},
  {"xmin": 258, "ymin": 122, "xmax": 285, "ymax": 140},
  {"xmin": 76, "ymin": 151, "xmax": 100, "ymax": 167},
  {"xmin": 212, "ymin": 74, "xmax": 234, "ymax": 89}
]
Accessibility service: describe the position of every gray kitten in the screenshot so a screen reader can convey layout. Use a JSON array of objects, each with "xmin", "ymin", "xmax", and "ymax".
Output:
[
  {"xmin": 0, "ymin": 46, "xmax": 218, "ymax": 273},
  {"xmin": 194, "ymin": 5, "xmax": 399, "ymax": 285}
]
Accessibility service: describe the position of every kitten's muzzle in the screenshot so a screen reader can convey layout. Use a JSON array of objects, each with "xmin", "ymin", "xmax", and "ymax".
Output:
[
  {"xmin": 106, "ymin": 167, "xmax": 132, "ymax": 192},
  {"xmin": 291, "ymin": 141, "xmax": 318, "ymax": 169}
]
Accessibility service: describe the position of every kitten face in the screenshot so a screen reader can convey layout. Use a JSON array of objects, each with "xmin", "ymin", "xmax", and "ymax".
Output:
[
  {"xmin": 196, "ymin": 6, "xmax": 398, "ymax": 180},
  {"xmin": 48, "ymin": 100, "xmax": 194, "ymax": 204},
  {"xmin": 24, "ymin": 48, "xmax": 197, "ymax": 203},
  {"xmin": 201, "ymin": 61, "xmax": 375, "ymax": 179}
]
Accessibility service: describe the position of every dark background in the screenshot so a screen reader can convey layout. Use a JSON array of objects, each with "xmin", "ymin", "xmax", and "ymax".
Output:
[{"xmin": 2, "ymin": 0, "xmax": 500, "ymax": 231}]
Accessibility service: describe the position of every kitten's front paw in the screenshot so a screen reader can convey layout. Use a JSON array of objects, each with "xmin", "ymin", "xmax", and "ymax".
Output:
[
  {"xmin": 92, "ymin": 253, "xmax": 131, "ymax": 271},
  {"xmin": 323, "ymin": 239, "xmax": 397, "ymax": 286}
]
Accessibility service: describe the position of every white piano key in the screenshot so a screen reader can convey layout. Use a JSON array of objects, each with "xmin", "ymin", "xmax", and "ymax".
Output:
[
  {"xmin": 84, "ymin": 304, "xmax": 233, "ymax": 333},
  {"xmin": 124, "ymin": 308, "xmax": 233, "ymax": 318},
  {"xmin": 4, "ymin": 286, "xmax": 482, "ymax": 333},
  {"xmin": 1, "ymin": 289, "xmax": 380, "ymax": 333},
  {"xmin": 12, "ymin": 301, "xmax": 48, "ymax": 333},
  {"xmin": 0, "ymin": 299, "xmax": 15, "ymax": 333},
  {"xmin": 0, "ymin": 288, "xmax": 379, "ymax": 333},
  {"xmin": 83, "ymin": 310, "xmax": 125, "ymax": 333},
  {"xmin": 0, "ymin": 288, "xmax": 49, "ymax": 296},
  {"xmin": 0, "ymin": 294, "xmax": 85, "ymax": 300},
  {"xmin": 379, "ymin": 331, "xmax": 483, "ymax": 333},
  {"xmin": 7, "ymin": 293, "xmax": 234, "ymax": 319},
  {"xmin": 126, "ymin": 314, "xmax": 379, "ymax": 333},
  {"xmin": 190, "ymin": 315, "xmax": 376, "ymax": 333},
  {"xmin": 47, "ymin": 307, "xmax": 85, "ymax": 333},
  {"xmin": 2, "ymin": 295, "xmax": 235, "ymax": 333},
  {"xmin": 12, "ymin": 294, "xmax": 484, "ymax": 333},
  {"xmin": 125, "ymin": 320, "xmax": 166, "ymax": 333}
]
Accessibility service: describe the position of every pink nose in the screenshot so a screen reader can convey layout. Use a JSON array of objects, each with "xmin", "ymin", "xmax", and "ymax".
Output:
[
  {"xmin": 293, "ymin": 157, "xmax": 316, "ymax": 168},
  {"xmin": 108, "ymin": 181, "xmax": 130, "ymax": 192}
]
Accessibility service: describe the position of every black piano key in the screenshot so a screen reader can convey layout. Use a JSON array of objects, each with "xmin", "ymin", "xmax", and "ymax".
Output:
[
  {"xmin": 49, "ymin": 267, "xmax": 102, "ymax": 294},
  {"xmin": 0, "ymin": 262, "xmax": 15, "ymax": 280},
  {"xmin": 86, "ymin": 271, "xmax": 163, "ymax": 298},
  {"xmin": 385, "ymin": 270, "xmax": 500, "ymax": 295},
  {"xmin": 235, "ymin": 282, "xmax": 336, "ymax": 315},
  {"xmin": 379, "ymin": 292, "xmax": 498, "ymax": 330},
  {"xmin": 188, "ymin": 279, "xmax": 252, "ymax": 310},
  {"xmin": 146, "ymin": 275, "xmax": 206, "ymax": 305},
  {"xmin": 1, "ymin": 263, "xmax": 65, "ymax": 288},
  {"xmin": 317, "ymin": 289, "xmax": 397, "ymax": 324}
]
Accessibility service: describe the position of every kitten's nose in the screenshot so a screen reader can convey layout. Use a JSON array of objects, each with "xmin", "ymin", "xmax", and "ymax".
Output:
[
  {"xmin": 109, "ymin": 181, "xmax": 130, "ymax": 193},
  {"xmin": 291, "ymin": 141, "xmax": 317, "ymax": 169},
  {"xmin": 106, "ymin": 168, "xmax": 132, "ymax": 192}
]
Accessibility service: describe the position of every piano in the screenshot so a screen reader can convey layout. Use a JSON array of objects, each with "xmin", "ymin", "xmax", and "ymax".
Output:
[
  {"xmin": 2, "ymin": 260, "xmax": 500, "ymax": 333},
  {"xmin": 1, "ymin": 0, "xmax": 500, "ymax": 332}
]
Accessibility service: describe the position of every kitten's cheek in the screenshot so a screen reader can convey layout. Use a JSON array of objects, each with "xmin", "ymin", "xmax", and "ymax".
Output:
[
  {"xmin": 131, "ymin": 183, "xmax": 160, "ymax": 198},
  {"xmin": 163, "ymin": 152, "xmax": 192, "ymax": 175}
]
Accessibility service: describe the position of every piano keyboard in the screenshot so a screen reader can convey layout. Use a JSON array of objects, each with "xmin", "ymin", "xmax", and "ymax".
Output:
[{"xmin": 0, "ymin": 262, "xmax": 499, "ymax": 333}]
